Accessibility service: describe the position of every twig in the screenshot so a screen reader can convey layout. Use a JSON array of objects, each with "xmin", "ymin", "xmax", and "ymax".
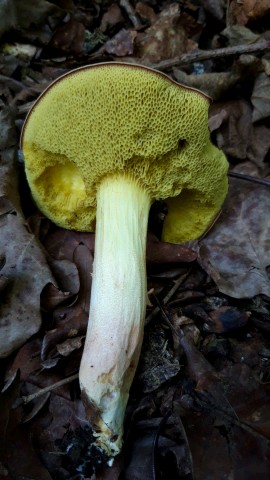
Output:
[
  {"xmin": 152, "ymin": 40, "xmax": 270, "ymax": 71},
  {"xmin": 0, "ymin": 74, "xmax": 27, "ymax": 92},
  {"xmin": 145, "ymin": 269, "xmax": 191, "ymax": 325},
  {"xmin": 22, "ymin": 373, "xmax": 79, "ymax": 404},
  {"xmin": 229, "ymin": 171, "xmax": 270, "ymax": 187},
  {"xmin": 119, "ymin": 0, "xmax": 142, "ymax": 29},
  {"xmin": 152, "ymin": 412, "xmax": 179, "ymax": 480},
  {"xmin": 18, "ymin": 100, "xmax": 35, "ymax": 115}
]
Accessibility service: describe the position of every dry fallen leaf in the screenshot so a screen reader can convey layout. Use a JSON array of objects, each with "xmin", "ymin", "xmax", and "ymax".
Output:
[
  {"xmin": 0, "ymin": 106, "xmax": 55, "ymax": 358},
  {"xmin": 0, "ymin": 107, "xmax": 16, "ymax": 150},
  {"xmin": 146, "ymin": 232, "xmax": 197, "ymax": 267},
  {"xmin": 0, "ymin": 214, "xmax": 55, "ymax": 357},
  {"xmin": 247, "ymin": 124, "xmax": 270, "ymax": 174},
  {"xmin": 49, "ymin": 18, "xmax": 85, "ymax": 55},
  {"xmin": 198, "ymin": 162, "xmax": 270, "ymax": 298},
  {"xmin": 173, "ymin": 69, "xmax": 241, "ymax": 100},
  {"xmin": 222, "ymin": 25, "xmax": 261, "ymax": 46},
  {"xmin": 0, "ymin": 371, "xmax": 53, "ymax": 480},
  {"xmin": 135, "ymin": 1, "xmax": 157, "ymax": 25},
  {"xmin": 201, "ymin": 0, "xmax": 225, "ymax": 20},
  {"xmin": 210, "ymin": 99, "xmax": 270, "ymax": 173},
  {"xmin": 100, "ymin": 3, "xmax": 125, "ymax": 33},
  {"xmin": 122, "ymin": 415, "xmax": 193, "ymax": 480},
  {"xmin": 171, "ymin": 326, "xmax": 270, "ymax": 480},
  {"xmin": 103, "ymin": 28, "xmax": 137, "ymax": 57},
  {"xmin": 251, "ymin": 72, "xmax": 270, "ymax": 122},
  {"xmin": 0, "ymin": 0, "xmax": 66, "ymax": 46},
  {"xmin": 228, "ymin": 0, "xmax": 270, "ymax": 25},
  {"xmin": 211, "ymin": 99, "xmax": 253, "ymax": 159},
  {"xmin": 41, "ymin": 242, "xmax": 93, "ymax": 361},
  {"xmin": 134, "ymin": 3, "xmax": 197, "ymax": 65}
]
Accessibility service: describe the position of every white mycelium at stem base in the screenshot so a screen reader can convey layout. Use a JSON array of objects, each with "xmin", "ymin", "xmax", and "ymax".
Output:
[{"xmin": 79, "ymin": 175, "xmax": 151, "ymax": 456}]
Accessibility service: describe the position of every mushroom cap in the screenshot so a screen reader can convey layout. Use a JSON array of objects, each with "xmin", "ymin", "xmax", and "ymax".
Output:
[
  {"xmin": 162, "ymin": 144, "xmax": 228, "ymax": 243},
  {"xmin": 21, "ymin": 62, "xmax": 228, "ymax": 232}
]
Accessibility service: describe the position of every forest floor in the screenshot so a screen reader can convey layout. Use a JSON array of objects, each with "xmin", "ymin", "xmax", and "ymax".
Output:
[{"xmin": 1, "ymin": 1, "xmax": 270, "ymax": 479}]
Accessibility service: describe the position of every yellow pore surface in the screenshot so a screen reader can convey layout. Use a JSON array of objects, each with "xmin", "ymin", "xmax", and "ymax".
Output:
[{"xmin": 22, "ymin": 63, "xmax": 228, "ymax": 234}]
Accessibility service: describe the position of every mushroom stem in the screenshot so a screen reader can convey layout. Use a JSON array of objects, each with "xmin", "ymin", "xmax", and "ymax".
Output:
[{"xmin": 79, "ymin": 175, "xmax": 151, "ymax": 456}]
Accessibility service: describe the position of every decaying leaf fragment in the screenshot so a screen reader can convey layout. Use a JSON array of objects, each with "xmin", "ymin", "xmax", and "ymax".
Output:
[
  {"xmin": 0, "ymin": 106, "xmax": 55, "ymax": 358},
  {"xmin": 173, "ymin": 69, "xmax": 241, "ymax": 100},
  {"xmin": 135, "ymin": 3, "xmax": 197, "ymax": 65},
  {"xmin": 228, "ymin": 0, "xmax": 270, "ymax": 25},
  {"xmin": 251, "ymin": 72, "xmax": 270, "ymax": 122},
  {"xmin": 210, "ymin": 99, "xmax": 253, "ymax": 160},
  {"xmin": 0, "ymin": 214, "xmax": 55, "ymax": 357},
  {"xmin": 198, "ymin": 163, "xmax": 270, "ymax": 299}
]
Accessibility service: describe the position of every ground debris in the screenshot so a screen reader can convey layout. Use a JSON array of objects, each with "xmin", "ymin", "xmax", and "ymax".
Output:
[{"xmin": 1, "ymin": 0, "xmax": 270, "ymax": 478}]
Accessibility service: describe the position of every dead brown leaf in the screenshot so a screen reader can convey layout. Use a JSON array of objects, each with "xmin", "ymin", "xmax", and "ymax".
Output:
[
  {"xmin": 207, "ymin": 306, "xmax": 250, "ymax": 333},
  {"xmin": 201, "ymin": 0, "xmax": 226, "ymax": 20},
  {"xmin": 48, "ymin": 258, "xmax": 80, "ymax": 295},
  {"xmin": 222, "ymin": 25, "xmax": 261, "ymax": 45},
  {"xmin": 173, "ymin": 69, "xmax": 241, "ymax": 100},
  {"xmin": 0, "ymin": 371, "xmax": 53, "ymax": 480},
  {"xmin": 228, "ymin": 0, "xmax": 270, "ymax": 25},
  {"xmin": 56, "ymin": 336, "xmax": 84, "ymax": 357},
  {"xmin": 14, "ymin": 0, "xmax": 64, "ymax": 30},
  {"xmin": 8, "ymin": 338, "xmax": 45, "ymax": 382},
  {"xmin": 135, "ymin": 1, "xmax": 157, "ymax": 25},
  {"xmin": 32, "ymin": 396, "xmax": 99, "ymax": 478},
  {"xmin": 103, "ymin": 28, "xmax": 137, "ymax": 57},
  {"xmin": 0, "ymin": 214, "xmax": 55, "ymax": 357},
  {"xmin": 251, "ymin": 72, "xmax": 270, "ymax": 122},
  {"xmin": 41, "ymin": 242, "xmax": 93, "ymax": 361},
  {"xmin": 49, "ymin": 18, "xmax": 85, "ymax": 55},
  {"xmin": 146, "ymin": 232, "xmax": 197, "ymax": 267},
  {"xmin": 210, "ymin": 99, "xmax": 253, "ymax": 159},
  {"xmin": 210, "ymin": 99, "xmax": 270, "ymax": 173},
  {"xmin": 247, "ymin": 124, "xmax": 270, "ymax": 174},
  {"xmin": 198, "ymin": 162, "xmax": 270, "ymax": 298},
  {"xmin": 208, "ymin": 107, "xmax": 228, "ymax": 132},
  {"xmin": 8, "ymin": 337, "xmax": 79, "ymax": 403},
  {"xmin": 134, "ymin": 3, "xmax": 197, "ymax": 65},
  {"xmin": 122, "ymin": 415, "xmax": 193, "ymax": 480},
  {"xmin": 171, "ymin": 327, "xmax": 270, "ymax": 479},
  {"xmin": 43, "ymin": 228, "xmax": 95, "ymax": 261},
  {"xmin": 100, "ymin": 4, "xmax": 125, "ymax": 33},
  {"xmin": 41, "ymin": 282, "xmax": 74, "ymax": 311},
  {"xmin": 0, "ymin": 0, "xmax": 66, "ymax": 46},
  {"xmin": 0, "ymin": 107, "xmax": 16, "ymax": 150},
  {"xmin": 0, "ymin": 107, "xmax": 55, "ymax": 358}
]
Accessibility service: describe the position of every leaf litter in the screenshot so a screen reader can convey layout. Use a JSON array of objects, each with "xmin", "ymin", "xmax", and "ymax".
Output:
[
  {"xmin": 198, "ymin": 162, "xmax": 270, "ymax": 298},
  {"xmin": 1, "ymin": 0, "xmax": 270, "ymax": 478}
]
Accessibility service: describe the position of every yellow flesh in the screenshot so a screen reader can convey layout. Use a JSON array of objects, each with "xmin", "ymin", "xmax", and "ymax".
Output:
[
  {"xmin": 22, "ymin": 63, "xmax": 228, "ymax": 234},
  {"xmin": 162, "ymin": 144, "xmax": 229, "ymax": 242}
]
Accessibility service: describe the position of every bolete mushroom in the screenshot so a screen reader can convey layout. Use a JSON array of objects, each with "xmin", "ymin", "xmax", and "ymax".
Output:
[{"xmin": 21, "ymin": 62, "xmax": 228, "ymax": 456}]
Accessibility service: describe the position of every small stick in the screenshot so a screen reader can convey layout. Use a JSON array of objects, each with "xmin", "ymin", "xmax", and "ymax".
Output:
[
  {"xmin": 229, "ymin": 171, "xmax": 270, "ymax": 187},
  {"xmin": 18, "ymin": 100, "xmax": 35, "ymax": 114},
  {"xmin": 0, "ymin": 74, "xmax": 27, "ymax": 92},
  {"xmin": 152, "ymin": 40, "xmax": 270, "ymax": 71},
  {"xmin": 119, "ymin": 0, "xmax": 142, "ymax": 29},
  {"xmin": 145, "ymin": 269, "xmax": 191, "ymax": 325},
  {"xmin": 22, "ymin": 373, "xmax": 79, "ymax": 404}
]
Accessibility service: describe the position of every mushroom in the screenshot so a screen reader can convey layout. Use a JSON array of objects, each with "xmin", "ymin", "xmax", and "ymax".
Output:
[{"xmin": 21, "ymin": 62, "xmax": 228, "ymax": 457}]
